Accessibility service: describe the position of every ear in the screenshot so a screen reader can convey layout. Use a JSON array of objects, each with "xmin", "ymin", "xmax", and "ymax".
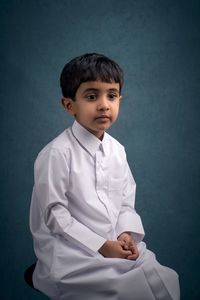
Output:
[
  {"xmin": 62, "ymin": 97, "xmax": 76, "ymax": 116},
  {"xmin": 119, "ymin": 95, "xmax": 122, "ymax": 103}
]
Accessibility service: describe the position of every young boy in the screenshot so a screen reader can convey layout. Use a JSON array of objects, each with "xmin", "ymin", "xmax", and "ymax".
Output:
[{"xmin": 30, "ymin": 53, "xmax": 180, "ymax": 300}]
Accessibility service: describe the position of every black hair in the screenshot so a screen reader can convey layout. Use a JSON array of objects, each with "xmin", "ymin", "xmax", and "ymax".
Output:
[{"xmin": 60, "ymin": 53, "xmax": 124, "ymax": 100}]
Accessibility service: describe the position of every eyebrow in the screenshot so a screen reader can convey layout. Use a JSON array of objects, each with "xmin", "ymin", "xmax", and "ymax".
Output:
[{"xmin": 83, "ymin": 88, "xmax": 120, "ymax": 94}]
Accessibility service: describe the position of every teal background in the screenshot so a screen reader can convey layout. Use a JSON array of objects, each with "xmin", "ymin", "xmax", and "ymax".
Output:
[{"xmin": 1, "ymin": 0, "xmax": 200, "ymax": 299}]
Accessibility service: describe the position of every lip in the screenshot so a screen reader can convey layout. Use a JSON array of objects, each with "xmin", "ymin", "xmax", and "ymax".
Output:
[{"xmin": 95, "ymin": 115, "xmax": 110, "ymax": 120}]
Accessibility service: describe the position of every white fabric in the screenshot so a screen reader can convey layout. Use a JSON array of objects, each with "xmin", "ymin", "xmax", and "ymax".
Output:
[{"xmin": 30, "ymin": 120, "xmax": 180, "ymax": 299}]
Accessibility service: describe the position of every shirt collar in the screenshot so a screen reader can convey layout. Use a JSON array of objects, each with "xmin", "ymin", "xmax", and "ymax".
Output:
[{"xmin": 71, "ymin": 121, "xmax": 109, "ymax": 157}]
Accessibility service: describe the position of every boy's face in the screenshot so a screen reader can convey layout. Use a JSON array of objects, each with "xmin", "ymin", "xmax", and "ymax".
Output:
[{"xmin": 63, "ymin": 81, "xmax": 122, "ymax": 139}]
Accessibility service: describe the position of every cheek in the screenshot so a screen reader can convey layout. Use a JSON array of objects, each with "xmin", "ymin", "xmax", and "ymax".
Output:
[
  {"xmin": 76, "ymin": 106, "xmax": 92, "ymax": 119},
  {"xmin": 81, "ymin": 105, "xmax": 95, "ymax": 115},
  {"xmin": 113, "ymin": 105, "xmax": 120, "ymax": 116}
]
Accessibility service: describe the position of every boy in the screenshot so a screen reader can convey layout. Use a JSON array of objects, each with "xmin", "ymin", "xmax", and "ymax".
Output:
[{"xmin": 30, "ymin": 53, "xmax": 180, "ymax": 299}]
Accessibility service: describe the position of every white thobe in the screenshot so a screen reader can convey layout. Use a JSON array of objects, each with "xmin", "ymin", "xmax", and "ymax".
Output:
[{"xmin": 30, "ymin": 120, "xmax": 180, "ymax": 300}]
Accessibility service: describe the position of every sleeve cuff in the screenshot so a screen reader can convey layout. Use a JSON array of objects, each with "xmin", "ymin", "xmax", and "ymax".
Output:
[
  {"xmin": 116, "ymin": 210, "xmax": 145, "ymax": 243},
  {"xmin": 46, "ymin": 204, "xmax": 107, "ymax": 255}
]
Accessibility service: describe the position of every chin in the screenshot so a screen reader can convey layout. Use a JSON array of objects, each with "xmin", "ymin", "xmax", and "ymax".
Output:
[{"xmin": 98, "ymin": 125, "xmax": 109, "ymax": 131}]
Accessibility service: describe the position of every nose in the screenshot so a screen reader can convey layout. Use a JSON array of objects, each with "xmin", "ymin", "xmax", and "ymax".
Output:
[{"xmin": 97, "ymin": 97, "xmax": 109, "ymax": 111}]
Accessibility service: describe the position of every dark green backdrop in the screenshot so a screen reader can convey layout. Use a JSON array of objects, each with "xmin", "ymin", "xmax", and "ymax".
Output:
[{"xmin": 1, "ymin": 1, "xmax": 200, "ymax": 299}]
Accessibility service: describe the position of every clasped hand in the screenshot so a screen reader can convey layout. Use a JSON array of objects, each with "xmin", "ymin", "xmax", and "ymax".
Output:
[{"xmin": 99, "ymin": 232, "xmax": 139, "ymax": 260}]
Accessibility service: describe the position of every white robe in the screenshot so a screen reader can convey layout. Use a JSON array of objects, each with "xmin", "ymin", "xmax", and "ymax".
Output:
[{"xmin": 30, "ymin": 121, "xmax": 180, "ymax": 299}]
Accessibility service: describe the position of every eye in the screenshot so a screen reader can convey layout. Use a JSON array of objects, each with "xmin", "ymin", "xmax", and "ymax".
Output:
[
  {"xmin": 86, "ymin": 94, "xmax": 97, "ymax": 101},
  {"xmin": 108, "ymin": 93, "xmax": 118, "ymax": 101}
]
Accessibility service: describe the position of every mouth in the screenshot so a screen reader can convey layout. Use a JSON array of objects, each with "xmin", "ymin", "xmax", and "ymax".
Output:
[{"xmin": 95, "ymin": 115, "xmax": 110, "ymax": 120}]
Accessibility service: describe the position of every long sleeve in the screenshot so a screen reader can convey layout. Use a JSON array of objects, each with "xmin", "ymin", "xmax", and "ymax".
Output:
[
  {"xmin": 115, "ymin": 152, "xmax": 145, "ymax": 243},
  {"xmin": 33, "ymin": 148, "xmax": 106, "ymax": 255}
]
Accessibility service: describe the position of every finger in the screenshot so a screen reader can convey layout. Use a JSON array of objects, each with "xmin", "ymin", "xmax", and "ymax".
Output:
[
  {"xmin": 119, "ymin": 240, "xmax": 126, "ymax": 247},
  {"xmin": 127, "ymin": 253, "xmax": 139, "ymax": 260},
  {"xmin": 130, "ymin": 245, "xmax": 139, "ymax": 255},
  {"xmin": 123, "ymin": 244, "xmax": 129, "ymax": 250},
  {"xmin": 122, "ymin": 250, "xmax": 132, "ymax": 258}
]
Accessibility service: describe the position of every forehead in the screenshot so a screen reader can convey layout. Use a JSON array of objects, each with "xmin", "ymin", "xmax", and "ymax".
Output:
[{"xmin": 76, "ymin": 81, "xmax": 120, "ymax": 94}]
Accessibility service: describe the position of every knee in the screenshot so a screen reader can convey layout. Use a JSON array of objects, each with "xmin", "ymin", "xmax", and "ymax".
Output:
[{"xmin": 159, "ymin": 266, "xmax": 180, "ymax": 300}]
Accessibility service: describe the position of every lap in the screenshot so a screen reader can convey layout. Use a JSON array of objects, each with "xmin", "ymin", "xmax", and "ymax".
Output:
[{"xmin": 35, "ymin": 240, "xmax": 180, "ymax": 300}]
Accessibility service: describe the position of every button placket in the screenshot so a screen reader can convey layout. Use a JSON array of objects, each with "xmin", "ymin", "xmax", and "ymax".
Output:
[{"xmin": 95, "ymin": 148, "xmax": 116, "ymax": 231}]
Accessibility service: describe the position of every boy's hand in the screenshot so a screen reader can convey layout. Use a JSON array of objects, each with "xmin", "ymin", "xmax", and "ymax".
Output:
[
  {"xmin": 117, "ymin": 232, "xmax": 139, "ymax": 260},
  {"xmin": 99, "ymin": 240, "xmax": 132, "ymax": 259}
]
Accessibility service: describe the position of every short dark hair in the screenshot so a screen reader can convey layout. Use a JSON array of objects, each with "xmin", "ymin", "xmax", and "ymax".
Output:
[{"xmin": 60, "ymin": 53, "xmax": 124, "ymax": 100}]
